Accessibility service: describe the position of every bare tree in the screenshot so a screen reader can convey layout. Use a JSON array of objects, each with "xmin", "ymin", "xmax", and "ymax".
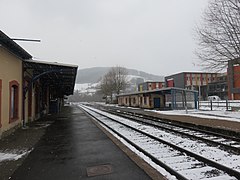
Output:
[
  {"xmin": 99, "ymin": 66, "xmax": 128, "ymax": 103},
  {"xmin": 99, "ymin": 72, "xmax": 114, "ymax": 103},
  {"xmin": 195, "ymin": 0, "xmax": 240, "ymax": 71},
  {"xmin": 112, "ymin": 66, "xmax": 128, "ymax": 95}
]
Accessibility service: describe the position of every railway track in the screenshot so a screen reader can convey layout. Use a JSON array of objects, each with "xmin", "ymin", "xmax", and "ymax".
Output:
[
  {"xmin": 79, "ymin": 104, "xmax": 240, "ymax": 180},
  {"xmin": 100, "ymin": 108, "xmax": 240, "ymax": 154}
]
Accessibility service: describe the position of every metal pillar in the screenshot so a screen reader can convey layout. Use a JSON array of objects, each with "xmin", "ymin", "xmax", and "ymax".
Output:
[
  {"xmin": 171, "ymin": 89, "xmax": 176, "ymax": 110},
  {"xmin": 194, "ymin": 92, "xmax": 198, "ymax": 109}
]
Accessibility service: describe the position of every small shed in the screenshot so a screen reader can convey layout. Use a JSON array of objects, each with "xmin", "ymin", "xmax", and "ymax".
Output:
[{"xmin": 117, "ymin": 87, "xmax": 198, "ymax": 110}]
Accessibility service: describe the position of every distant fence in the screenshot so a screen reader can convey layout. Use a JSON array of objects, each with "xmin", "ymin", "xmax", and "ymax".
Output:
[{"xmin": 199, "ymin": 100, "xmax": 240, "ymax": 111}]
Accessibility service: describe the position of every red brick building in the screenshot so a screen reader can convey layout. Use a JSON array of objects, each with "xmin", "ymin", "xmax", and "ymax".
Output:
[{"xmin": 228, "ymin": 58, "xmax": 240, "ymax": 100}]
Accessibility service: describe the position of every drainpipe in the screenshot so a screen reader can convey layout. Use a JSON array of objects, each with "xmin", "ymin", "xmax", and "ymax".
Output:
[{"xmin": 22, "ymin": 64, "xmax": 26, "ymax": 128}]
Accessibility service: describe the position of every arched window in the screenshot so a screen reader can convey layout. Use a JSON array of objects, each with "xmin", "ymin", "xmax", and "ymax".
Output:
[{"xmin": 9, "ymin": 80, "xmax": 19, "ymax": 123}]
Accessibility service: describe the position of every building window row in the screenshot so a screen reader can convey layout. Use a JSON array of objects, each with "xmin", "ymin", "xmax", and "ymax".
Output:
[{"xmin": 186, "ymin": 76, "xmax": 215, "ymax": 81}]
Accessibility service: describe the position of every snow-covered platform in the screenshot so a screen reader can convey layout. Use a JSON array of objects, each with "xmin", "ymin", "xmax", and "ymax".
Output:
[
  {"xmin": 148, "ymin": 109, "xmax": 240, "ymax": 133},
  {"xmin": 102, "ymin": 103, "xmax": 240, "ymax": 133}
]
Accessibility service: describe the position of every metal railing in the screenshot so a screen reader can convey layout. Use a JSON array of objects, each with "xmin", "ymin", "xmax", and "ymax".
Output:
[{"xmin": 199, "ymin": 100, "xmax": 240, "ymax": 111}]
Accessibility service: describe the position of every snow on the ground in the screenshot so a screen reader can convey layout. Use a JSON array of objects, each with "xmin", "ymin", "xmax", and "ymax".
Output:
[
  {"xmin": 79, "ymin": 105, "xmax": 177, "ymax": 180},
  {"xmin": 127, "ymin": 75, "xmax": 145, "ymax": 81},
  {"xmin": 0, "ymin": 149, "xmax": 32, "ymax": 162},
  {"xmin": 74, "ymin": 83, "xmax": 89, "ymax": 90},
  {"xmin": 74, "ymin": 83, "xmax": 99, "ymax": 90},
  {"xmin": 74, "ymin": 83, "xmax": 99, "ymax": 95},
  {"xmin": 80, "ymin": 104, "xmax": 239, "ymax": 179}
]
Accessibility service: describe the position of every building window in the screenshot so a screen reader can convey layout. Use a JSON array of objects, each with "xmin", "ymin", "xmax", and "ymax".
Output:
[
  {"xmin": 144, "ymin": 97, "xmax": 147, "ymax": 104},
  {"xmin": 133, "ymin": 97, "xmax": 136, "ymax": 104},
  {"xmin": 9, "ymin": 80, "xmax": 19, "ymax": 123}
]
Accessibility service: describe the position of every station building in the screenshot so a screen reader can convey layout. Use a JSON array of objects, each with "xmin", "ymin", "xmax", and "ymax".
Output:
[
  {"xmin": 0, "ymin": 30, "xmax": 77, "ymax": 138},
  {"xmin": 117, "ymin": 87, "xmax": 198, "ymax": 110}
]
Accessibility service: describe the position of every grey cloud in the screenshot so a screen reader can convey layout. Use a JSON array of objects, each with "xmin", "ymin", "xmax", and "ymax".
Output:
[{"xmin": 0, "ymin": 0, "xmax": 209, "ymax": 75}]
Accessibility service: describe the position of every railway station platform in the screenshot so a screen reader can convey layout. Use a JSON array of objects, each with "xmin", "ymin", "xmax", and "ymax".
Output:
[
  {"xmin": 2, "ymin": 105, "xmax": 165, "ymax": 180},
  {"xmin": 108, "ymin": 106, "xmax": 240, "ymax": 134}
]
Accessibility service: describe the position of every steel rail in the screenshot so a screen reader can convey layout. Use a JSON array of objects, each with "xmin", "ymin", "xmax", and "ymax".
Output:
[
  {"xmin": 102, "ymin": 106, "xmax": 240, "ymax": 141},
  {"xmin": 104, "ymin": 109, "xmax": 240, "ymax": 154},
  {"xmin": 80, "ymin": 106, "xmax": 187, "ymax": 180},
  {"xmin": 81, "ymin": 105, "xmax": 240, "ymax": 179}
]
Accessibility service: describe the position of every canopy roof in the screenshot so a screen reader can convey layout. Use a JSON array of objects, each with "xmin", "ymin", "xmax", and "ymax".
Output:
[{"xmin": 24, "ymin": 59, "xmax": 78, "ymax": 96}]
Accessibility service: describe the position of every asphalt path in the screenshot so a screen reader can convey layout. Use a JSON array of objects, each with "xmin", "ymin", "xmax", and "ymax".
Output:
[{"xmin": 10, "ymin": 106, "xmax": 150, "ymax": 180}]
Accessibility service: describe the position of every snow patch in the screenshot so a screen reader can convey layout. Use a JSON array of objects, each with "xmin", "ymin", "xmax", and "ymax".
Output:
[{"xmin": 0, "ymin": 149, "xmax": 32, "ymax": 162}]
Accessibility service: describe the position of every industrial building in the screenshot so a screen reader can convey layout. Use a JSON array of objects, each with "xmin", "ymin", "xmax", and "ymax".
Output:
[{"xmin": 165, "ymin": 72, "xmax": 221, "ymax": 100}]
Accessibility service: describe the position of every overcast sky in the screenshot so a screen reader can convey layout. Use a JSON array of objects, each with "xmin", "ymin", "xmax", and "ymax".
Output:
[{"xmin": 1, "ymin": 0, "xmax": 209, "ymax": 76}]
